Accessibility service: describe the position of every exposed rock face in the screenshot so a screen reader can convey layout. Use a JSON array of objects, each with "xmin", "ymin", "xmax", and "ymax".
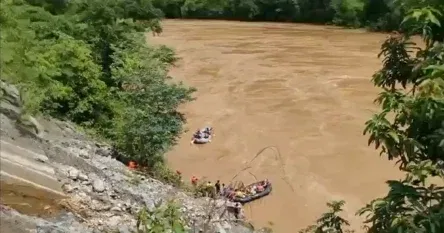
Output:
[
  {"xmin": 0, "ymin": 82, "xmax": 259, "ymax": 233},
  {"xmin": 1, "ymin": 80, "xmax": 44, "ymax": 139}
]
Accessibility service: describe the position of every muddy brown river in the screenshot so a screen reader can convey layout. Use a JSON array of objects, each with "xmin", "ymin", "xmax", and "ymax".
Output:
[{"xmin": 151, "ymin": 20, "xmax": 402, "ymax": 232}]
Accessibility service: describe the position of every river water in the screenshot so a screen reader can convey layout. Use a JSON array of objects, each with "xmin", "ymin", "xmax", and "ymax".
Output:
[{"xmin": 151, "ymin": 20, "xmax": 402, "ymax": 233}]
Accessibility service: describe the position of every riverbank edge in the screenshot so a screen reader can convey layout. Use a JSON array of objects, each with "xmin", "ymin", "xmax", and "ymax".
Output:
[{"xmin": 0, "ymin": 80, "xmax": 270, "ymax": 233}]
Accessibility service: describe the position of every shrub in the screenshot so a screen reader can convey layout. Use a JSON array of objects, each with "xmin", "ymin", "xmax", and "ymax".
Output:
[{"xmin": 136, "ymin": 200, "xmax": 186, "ymax": 233}]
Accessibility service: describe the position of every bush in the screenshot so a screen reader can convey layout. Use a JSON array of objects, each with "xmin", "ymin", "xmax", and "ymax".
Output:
[
  {"xmin": 149, "ymin": 163, "xmax": 183, "ymax": 187},
  {"xmin": 330, "ymin": 0, "xmax": 365, "ymax": 27},
  {"xmin": 136, "ymin": 200, "xmax": 186, "ymax": 233}
]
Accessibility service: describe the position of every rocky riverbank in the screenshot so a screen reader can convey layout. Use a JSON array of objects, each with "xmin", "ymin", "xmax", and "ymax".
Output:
[{"xmin": 0, "ymin": 81, "xmax": 260, "ymax": 233}]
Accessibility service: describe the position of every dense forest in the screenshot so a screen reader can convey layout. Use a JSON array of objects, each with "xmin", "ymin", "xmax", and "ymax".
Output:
[
  {"xmin": 153, "ymin": 0, "xmax": 443, "ymax": 31},
  {"xmin": 1, "ymin": 0, "xmax": 443, "ymax": 232}
]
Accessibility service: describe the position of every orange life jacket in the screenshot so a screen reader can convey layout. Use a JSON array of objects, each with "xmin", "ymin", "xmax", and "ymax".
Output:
[{"xmin": 128, "ymin": 161, "xmax": 137, "ymax": 169}]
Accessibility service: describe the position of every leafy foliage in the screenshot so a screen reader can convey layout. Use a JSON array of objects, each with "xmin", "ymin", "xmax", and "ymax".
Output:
[
  {"xmin": 0, "ymin": 0, "xmax": 195, "ymax": 168},
  {"xmin": 299, "ymin": 201, "xmax": 354, "ymax": 233},
  {"xmin": 141, "ymin": 162, "xmax": 183, "ymax": 186},
  {"xmin": 136, "ymin": 200, "xmax": 186, "ymax": 233},
  {"xmin": 358, "ymin": 161, "xmax": 444, "ymax": 233},
  {"xmin": 330, "ymin": 0, "xmax": 365, "ymax": 27},
  {"xmin": 364, "ymin": 6, "xmax": 444, "ymax": 170},
  {"xmin": 301, "ymin": 1, "xmax": 444, "ymax": 233},
  {"xmin": 109, "ymin": 38, "xmax": 195, "ymax": 165}
]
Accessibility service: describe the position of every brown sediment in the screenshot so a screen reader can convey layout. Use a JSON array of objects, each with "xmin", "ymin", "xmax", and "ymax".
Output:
[{"xmin": 0, "ymin": 180, "xmax": 65, "ymax": 218}]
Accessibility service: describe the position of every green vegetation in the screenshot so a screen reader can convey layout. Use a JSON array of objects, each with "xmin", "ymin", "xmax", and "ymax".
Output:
[
  {"xmin": 300, "ymin": 2, "xmax": 444, "ymax": 233},
  {"xmin": 0, "ymin": 0, "xmax": 195, "ymax": 169},
  {"xmin": 299, "ymin": 201, "xmax": 353, "ymax": 233},
  {"xmin": 139, "ymin": 163, "xmax": 183, "ymax": 186},
  {"xmin": 136, "ymin": 200, "xmax": 186, "ymax": 233},
  {"xmin": 153, "ymin": 0, "xmax": 444, "ymax": 31}
]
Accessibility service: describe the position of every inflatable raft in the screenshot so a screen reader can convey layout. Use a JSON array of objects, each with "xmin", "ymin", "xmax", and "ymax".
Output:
[
  {"xmin": 193, "ymin": 135, "xmax": 212, "ymax": 144},
  {"xmin": 232, "ymin": 180, "xmax": 272, "ymax": 204},
  {"xmin": 191, "ymin": 127, "xmax": 214, "ymax": 144}
]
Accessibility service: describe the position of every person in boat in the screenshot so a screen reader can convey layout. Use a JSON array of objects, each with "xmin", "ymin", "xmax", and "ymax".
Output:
[
  {"xmin": 235, "ymin": 189, "xmax": 245, "ymax": 198},
  {"xmin": 249, "ymin": 185, "xmax": 257, "ymax": 195},
  {"xmin": 190, "ymin": 128, "xmax": 212, "ymax": 144},
  {"xmin": 190, "ymin": 129, "xmax": 203, "ymax": 144},
  {"xmin": 238, "ymin": 182, "xmax": 246, "ymax": 192},
  {"xmin": 225, "ymin": 185, "xmax": 234, "ymax": 198},
  {"xmin": 262, "ymin": 179, "xmax": 269, "ymax": 187},
  {"xmin": 256, "ymin": 183, "xmax": 265, "ymax": 193},
  {"xmin": 193, "ymin": 129, "xmax": 203, "ymax": 139},
  {"xmin": 202, "ymin": 127, "xmax": 212, "ymax": 136},
  {"xmin": 227, "ymin": 189, "xmax": 235, "ymax": 200},
  {"xmin": 201, "ymin": 127, "xmax": 211, "ymax": 139}
]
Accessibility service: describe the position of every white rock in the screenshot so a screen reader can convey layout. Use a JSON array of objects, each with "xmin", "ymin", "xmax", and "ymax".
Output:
[
  {"xmin": 93, "ymin": 179, "xmax": 105, "ymax": 192},
  {"xmin": 81, "ymin": 181, "xmax": 90, "ymax": 185},
  {"xmin": 106, "ymin": 216, "xmax": 122, "ymax": 227},
  {"xmin": 109, "ymin": 193, "xmax": 118, "ymax": 199},
  {"xmin": 35, "ymin": 154, "xmax": 49, "ymax": 163},
  {"xmin": 118, "ymin": 226, "xmax": 133, "ymax": 233},
  {"xmin": 62, "ymin": 184, "xmax": 75, "ymax": 193},
  {"xmin": 110, "ymin": 206, "xmax": 122, "ymax": 212},
  {"xmin": 78, "ymin": 173, "xmax": 89, "ymax": 181},
  {"xmin": 95, "ymin": 147, "xmax": 111, "ymax": 157},
  {"xmin": 78, "ymin": 149, "xmax": 90, "ymax": 159},
  {"xmin": 68, "ymin": 168, "xmax": 80, "ymax": 180}
]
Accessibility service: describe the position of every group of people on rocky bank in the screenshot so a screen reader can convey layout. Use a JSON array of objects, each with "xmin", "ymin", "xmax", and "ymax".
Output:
[{"xmin": 188, "ymin": 175, "xmax": 270, "ymax": 219}]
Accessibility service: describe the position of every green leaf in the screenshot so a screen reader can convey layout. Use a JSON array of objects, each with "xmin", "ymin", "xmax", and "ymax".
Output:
[{"xmin": 388, "ymin": 131, "xmax": 400, "ymax": 143}]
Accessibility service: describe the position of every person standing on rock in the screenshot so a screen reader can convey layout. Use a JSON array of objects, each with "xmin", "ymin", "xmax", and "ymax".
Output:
[
  {"xmin": 191, "ymin": 176, "xmax": 198, "ymax": 186},
  {"xmin": 205, "ymin": 181, "xmax": 214, "ymax": 197},
  {"xmin": 176, "ymin": 170, "xmax": 183, "ymax": 183},
  {"xmin": 215, "ymin": 180, "xmax": 221, "ymax": 195},
  {"xmin": 221, "ymin": 183, "xmax": 227, "ymax": 196},
  {"xmin": 234, "ymin": 202, "xmax": 242, "ymax": 219}
]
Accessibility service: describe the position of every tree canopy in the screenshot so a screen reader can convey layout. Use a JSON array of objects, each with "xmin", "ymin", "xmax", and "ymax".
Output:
[{"xmin": 152, "ymin": 0, "xmax": 444, "ymax": 31}]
